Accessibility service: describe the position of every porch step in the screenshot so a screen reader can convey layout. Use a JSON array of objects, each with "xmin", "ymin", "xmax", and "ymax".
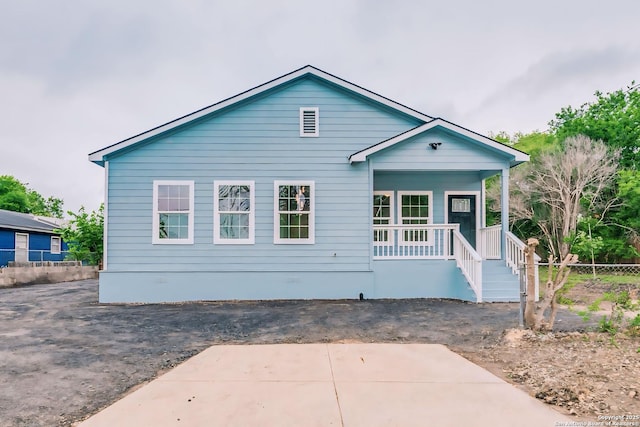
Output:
[{"xmin": 481, "ymin": 260, "xmax": 520, "ymax": 303}]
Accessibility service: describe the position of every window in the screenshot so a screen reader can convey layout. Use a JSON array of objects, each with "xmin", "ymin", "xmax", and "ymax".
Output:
[
  {"xmin": 299, "ymin": 107, "xmax": 319, "ymax": 137},
  {"xmin": 373, "ymin": 191, "xmax": 394, "ymax": 243},
  {"xmin": 152, "ymin": 180, "xmax": 194, "ymax": 244},
  {"xmin": 274, "ymin": 181, "xmax": 315, "ymax": 244},
  {"xmin": 51, "ymin": 236, "xmax": 61, "ymax": 254},
  {"xmin": 214, "ymin": 181, "xmax": 255, "ymax": 244},
  {"xmin": 397, "ymin": 191, "xmax": 433, "ymax": 244}
]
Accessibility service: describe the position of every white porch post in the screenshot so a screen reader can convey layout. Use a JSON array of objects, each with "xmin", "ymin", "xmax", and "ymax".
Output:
[{"xmin": 500, "ymin": 167, "xmax": 509, "ymax": 260}]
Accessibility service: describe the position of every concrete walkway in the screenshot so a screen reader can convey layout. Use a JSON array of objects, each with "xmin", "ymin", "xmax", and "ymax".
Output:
[{"xmin": 78, "ymin": 344, "xmax": 569, "ymax": 427}]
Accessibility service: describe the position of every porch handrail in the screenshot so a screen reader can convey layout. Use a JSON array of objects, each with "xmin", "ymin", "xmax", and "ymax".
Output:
[
  {"xmin": 452, "ymin": 229, "xmax": 483, "ymax": 302},
  {"xmin": 372, "ymin": 224, "xmax": 459, "ymax": 260},
  {"xmin": 505, "ymin": 231, "xmax": 526, "ymax": 274},
  {"xmin": 479, "ymin": 225, "xmax": 501, "ymax": 259}
]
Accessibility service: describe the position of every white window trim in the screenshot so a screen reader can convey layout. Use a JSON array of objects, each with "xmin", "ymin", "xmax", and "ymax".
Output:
[
  {"xmin": 15, "ymin": 232, "xmax": 29, "ymax": 262},
  {"xmin": 152, "ymin": 180, "xmax": 195, "ymax": 245},
  {"xmin": 15, "ymin": 232, "xmax": 29, "ymax": 250},
  {"xmin": 50, "ymin": 236, "xmax": 61, "ymax": 254},
  {"xmin": 213, "ymin": 180, "xmax": 255, "ymax": 245},
  {"xmin": 397, "ymin": 191, "xmax": 434, "ymax": 245},
  {"xmin": 299, "ymin": 107, "xmax": 319, "ymax": 137},
  {"xmin": 274, "ymin": 180, "xmax": 315, "ymax": 244},
  {"xmin": 373, "ymin": 191, "xmax": 395, "ymax": 245}
]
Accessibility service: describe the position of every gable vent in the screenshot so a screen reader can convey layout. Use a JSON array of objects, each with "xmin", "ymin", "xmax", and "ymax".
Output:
[{"xmin": 300, "ymin": 107, "xmax": 319, "ymax": 137}]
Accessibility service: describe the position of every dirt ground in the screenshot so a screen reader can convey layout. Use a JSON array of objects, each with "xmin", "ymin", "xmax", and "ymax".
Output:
[
  {"xmin": 462, "ymin": 277, "xmax": 640, "ymax": 422},
  {"xmin": 0, "ymin": 279, "xmax": 638, "ymax": 426}
]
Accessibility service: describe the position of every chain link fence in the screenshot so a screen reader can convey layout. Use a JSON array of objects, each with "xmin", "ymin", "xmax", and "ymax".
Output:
[{"xmin": 538, "ymin": 263, "xmax": 640, "ymax": 280}]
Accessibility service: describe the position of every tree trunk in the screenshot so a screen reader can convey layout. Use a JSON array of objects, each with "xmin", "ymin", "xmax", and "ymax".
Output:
[{"xmin": 523, "ymin": 238, "xmax": 539, "ymax": 328}]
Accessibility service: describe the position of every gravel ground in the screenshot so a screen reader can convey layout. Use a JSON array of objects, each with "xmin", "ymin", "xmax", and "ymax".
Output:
[{"xmin": 0, "ymin": 279, "xmax": 592, "ymax": 426}]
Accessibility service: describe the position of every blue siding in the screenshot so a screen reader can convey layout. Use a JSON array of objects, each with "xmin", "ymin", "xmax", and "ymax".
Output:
[
  {"xmin": 0, "ymin": 229, "xmax": 67, "ymax": 266},
  {"xmin": 373, "ymin": 260, "xmax": 476, "ymax": 301},
  {"xmin": 370, "ymin": 128, "xmax": 509, "ymax": 171},
  {"xmin": 0, "ymin": 230, "xmax": 14, "ymax": 266},
  {"xmin": 98, "ymin": 261, "xmax": 476, "ymax": 303},
  {"xmin": 104, "ymin": 78, "xmax": 421, "ymax": 275}
]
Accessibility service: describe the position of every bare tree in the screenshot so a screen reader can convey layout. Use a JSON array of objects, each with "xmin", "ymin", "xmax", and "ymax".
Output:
[
  {"xmin": 507, "ymin": 135, "xmax": 620, "ymax": 259},
  {"xmin": 524, "ymin": 238, "xmax": 578, "ymax": 331}
]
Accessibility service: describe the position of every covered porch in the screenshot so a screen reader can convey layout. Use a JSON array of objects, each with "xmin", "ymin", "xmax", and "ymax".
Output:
[
  {"xmin": 348, "ymin": 117, "xmax": 531, "ymax": 302},
  {"xmin": 369, "ymin": 169, "xmax": 528, "ymax": 303}
]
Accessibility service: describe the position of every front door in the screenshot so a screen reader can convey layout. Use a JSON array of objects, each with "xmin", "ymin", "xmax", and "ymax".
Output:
[
  {"xmin": 15, "ymin": 233, "xmax": 28, "ymax": 263},
  {"xmin": 447, "ymin": 195, "xmax": 477, "ymax": 248}
]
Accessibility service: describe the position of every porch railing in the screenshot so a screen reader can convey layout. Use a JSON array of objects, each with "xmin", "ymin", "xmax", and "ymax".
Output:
[
  {"xmin": 505, "ymin": 231, "xmax": 526, "ymax": 275},
  {"xmin": 479, "ymin": 225, "xmax": 501, "ymax": 260},
  {"xmin": 452, "ymin": 229, "xmax": 483, "ymax": 302},
  {"xmin": 372, "ymin": 224, "xmax": 458, "ymax": 259}
]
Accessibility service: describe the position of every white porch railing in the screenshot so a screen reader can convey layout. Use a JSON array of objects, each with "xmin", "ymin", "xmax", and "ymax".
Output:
[
  {"xmin": 372, "ymin": 224, "xmax": 457, "ymax": 259},
  {"xmin": 452, "ymin": 229, "xmax": 483, "ymax": 302},
  {"xmin": 505, "ymin": 231, "xmax": 526, "ymax": 275},
  {"xmin": 372, "ymin": 224, "xmax": 483, "ymax": 301},
  {"xmin": 479, "ymin": 225, "xmax": 501, "ymax": 260}
]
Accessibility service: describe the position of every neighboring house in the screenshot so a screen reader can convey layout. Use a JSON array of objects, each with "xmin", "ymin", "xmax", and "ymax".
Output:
[
  {"xmin": 0, "ymin": 209, "xmax": 68, "ymax": 267},
  {"xmin": 89, "ymin": 65, "xmax": 531, "ymax": 304}
]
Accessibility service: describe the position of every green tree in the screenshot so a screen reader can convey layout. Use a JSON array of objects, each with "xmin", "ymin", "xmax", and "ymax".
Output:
[
  {"xmin": 56, "ymin": 205, "xmax": 104, "ymax": 265},
  {"xmin": 550, "ymin": 82, "xmax": 640, "ymax": 169},
  {"xmin": 0, "ymin": 175, "xmax": 30, "ymax": 213},
  {"xmin": 0, "ymin": 175, "xmax": 64, "ymax": 218}
]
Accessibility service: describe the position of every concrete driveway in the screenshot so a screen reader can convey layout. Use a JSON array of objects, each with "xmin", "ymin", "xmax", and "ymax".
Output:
[{"xmin": 79, "ymin": 344, "xmax": 569, "ymax": 427}]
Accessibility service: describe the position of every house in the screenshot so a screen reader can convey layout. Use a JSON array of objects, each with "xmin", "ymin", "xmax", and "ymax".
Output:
[
  {"xmin": 0, "ymin": 209, "xmax": 68, "ymax": 267},
  {"xmin": 89, "ymin": 65, "xmax": 530, "ymax": 304}
]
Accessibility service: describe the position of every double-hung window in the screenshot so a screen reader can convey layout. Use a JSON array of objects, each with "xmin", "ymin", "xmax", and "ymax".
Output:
[
  {"xmin": 152, "ymin": 180, "xmax": 194, "ymax": 244},
  {"xmin": 397, "ymin": 191, "xmax": 433, "ymax": 244},
  {"xmin": 274, "ymin": 181, "xmax": 314, "ymax": 244},
  {"xmin": 214, "ymin": 181, "xmax": 255, "ymax": 244},
  {"xmin": 50, "ymin": 236, "xmax": 61, "ymax": 254}
]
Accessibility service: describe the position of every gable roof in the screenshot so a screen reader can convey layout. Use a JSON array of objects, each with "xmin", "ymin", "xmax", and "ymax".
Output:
[
  {"xmin": 88, "ymin": 65, "xmax": 434, "ymax": 166},
  {"xmin": 0, "ymin": 209, "xmax": 62, "ymax": 234},
  {"xmin": 348, "ymin": 118, "xmax": 529, "ymax": 166}
]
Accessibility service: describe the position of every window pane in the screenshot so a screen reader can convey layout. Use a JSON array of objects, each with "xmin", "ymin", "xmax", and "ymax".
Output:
[
  {"xmin": 158, "ymin": 213, "xmax": 189, "ymax": 239},
  {"xmin": 219, "ymin": 185, "xmax": 251, "ymax": 212},
  {"xmin": 169, "ymin": 186, "xmax": 180, "ymax": 198},
  {"xmin": 158, "ymin": 185, "xmax": 169, "ymax": 198}
]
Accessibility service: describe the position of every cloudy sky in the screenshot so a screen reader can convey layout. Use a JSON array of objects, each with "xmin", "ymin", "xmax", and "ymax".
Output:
[{"xmin": 2, "ymin": 0, "xmax": 639, "ymax": 215}]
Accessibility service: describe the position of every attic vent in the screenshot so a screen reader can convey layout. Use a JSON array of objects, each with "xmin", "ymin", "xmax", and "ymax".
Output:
[{"xmin": 300, "ymin": 107, "xmax": 319, "ymax": 137}]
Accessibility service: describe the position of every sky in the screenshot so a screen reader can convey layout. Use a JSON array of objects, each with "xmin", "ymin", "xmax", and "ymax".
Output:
[{"xmin": 1, "ymin": 0, "xmax": 639, "ymax": 215}]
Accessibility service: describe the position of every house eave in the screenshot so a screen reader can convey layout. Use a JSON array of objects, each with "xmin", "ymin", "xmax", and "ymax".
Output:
[{"xmin": 0, "ymin": 225, "xmax": 58, "ymax": 234}]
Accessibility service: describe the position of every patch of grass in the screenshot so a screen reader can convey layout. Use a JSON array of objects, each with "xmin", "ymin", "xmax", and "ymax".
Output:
[
  {"xmin": 567, "ymin": 273, "xmax": 640, "ymax": 286},
  {"xmin": 598, "ymin": 315, "xmax": 619, "ymax": 335},
  {"xmin": 627, "ymin": 314, "xmax": 640, "ymax": 337},
  {"xmin": 588, "ymin": 299, "xmax": 602, "ymax": 312},
  {"xmin": 555, "ymin": 280, "xmax": 577, "ymax": 306}
]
